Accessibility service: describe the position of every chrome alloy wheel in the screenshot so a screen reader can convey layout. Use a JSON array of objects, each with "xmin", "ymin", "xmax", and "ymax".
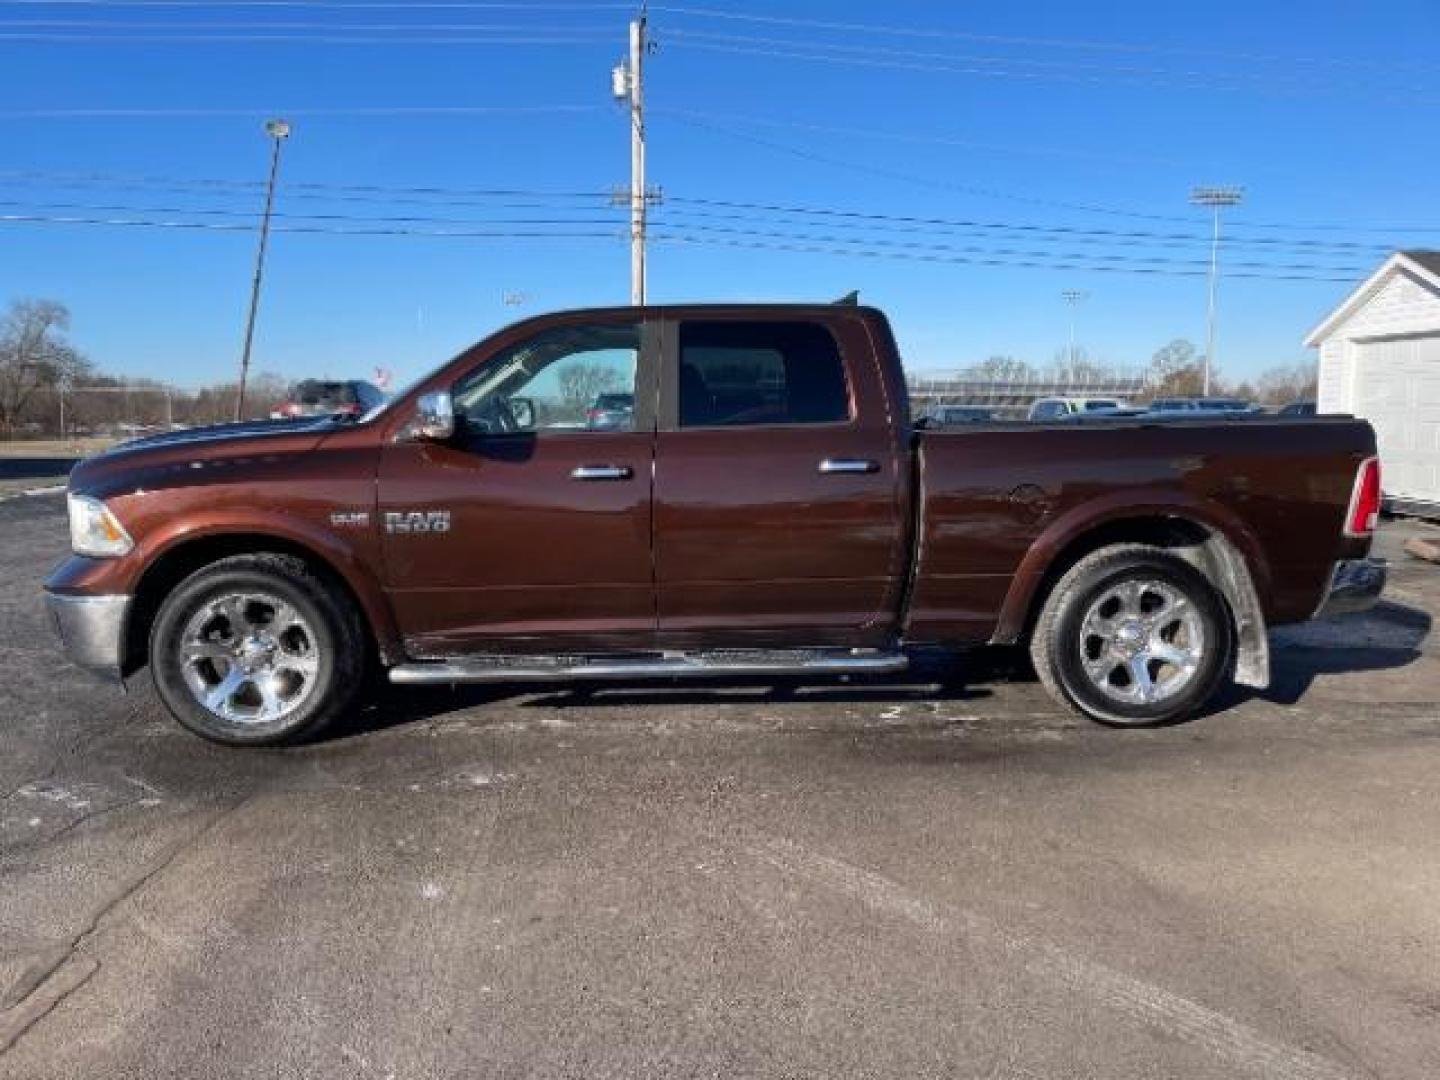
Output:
[
  {"xmin": 1078, "ymin": 578, "xmax": 1206, "ymax": 706},
  {"xmin": 178, "ymin": 592, "xmax": 320, "ymax": 726}
]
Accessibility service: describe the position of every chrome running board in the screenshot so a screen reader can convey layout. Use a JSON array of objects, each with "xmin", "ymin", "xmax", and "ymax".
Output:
[{"xmin": 388, "ymin": 648, "xmax": 908, "ymax": 685}]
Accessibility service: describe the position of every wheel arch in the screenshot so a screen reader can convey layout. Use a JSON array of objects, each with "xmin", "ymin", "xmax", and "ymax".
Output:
[
  {"xmin": 995, "ymin": 507, "xmax": 1270, "ymax": 689},
  {"xmin": 123, "ymin": 530, "xmax": 402, "ymax": 677}
]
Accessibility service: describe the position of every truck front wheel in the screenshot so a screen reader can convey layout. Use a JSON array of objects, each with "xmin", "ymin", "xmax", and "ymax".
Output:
[
  {"xmin": 1029, "ymin": 544, "xmax": 1235, "ymax": 727},
  {"xmin": 149, "ymin": 554, "xmax": 367, "ymax": 746}
]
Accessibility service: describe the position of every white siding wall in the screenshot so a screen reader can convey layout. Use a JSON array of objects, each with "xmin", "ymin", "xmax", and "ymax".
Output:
[
  {"xmin": 1344, "ymin": 270, "xmax": 1440, "ymax": 338},
  {"xmin": 1316, "ymin": 338, "xmax": 1349, "ymax": 412},
  {"xmin": 1311, "ymin": 261, "xmax": 1440, "ymax": 509},
  {"xmin": 1351, "ymin": 335, "xmax": 1440, "ymax": 506}
]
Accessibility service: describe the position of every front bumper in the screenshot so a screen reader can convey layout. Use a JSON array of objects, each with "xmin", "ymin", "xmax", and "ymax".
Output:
[
  {"xmin": 1315, "ymin": 558, "xmax": 1387, "ymax": 619},
  {"xmin": 45, "ymin": 591, "xmax": 132, "ymax": 682}
]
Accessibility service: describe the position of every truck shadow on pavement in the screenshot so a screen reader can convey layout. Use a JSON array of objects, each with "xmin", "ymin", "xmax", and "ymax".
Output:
[
  {"xmin": 1225, "ymin": 600, "xmax": 1432, "ymax": 709},
  {"xmin": 340, "ymin": 650, "xmax": 1004, "ymax": 740},
  {"xmin": 338, "ymin": 603, "xmax": 1432, "ymax": 740}
]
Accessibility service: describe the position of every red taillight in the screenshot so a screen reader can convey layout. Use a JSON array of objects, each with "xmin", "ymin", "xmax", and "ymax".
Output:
[{"xmin": 1344, "ymin": 456, "xmax": 1381, "ymax": 537}]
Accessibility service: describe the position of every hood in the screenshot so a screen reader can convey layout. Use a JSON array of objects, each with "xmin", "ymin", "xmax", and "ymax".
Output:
[
  {"xmin": 69, "ymin": 415, "xmax": 347, "ymax": 500},
  {"xmin": 116, "ymin": 415, "xmax": 341, "ymax": 452}
]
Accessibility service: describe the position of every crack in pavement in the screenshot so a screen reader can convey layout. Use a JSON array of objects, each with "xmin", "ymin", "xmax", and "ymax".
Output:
[{"xmin": 0, "ymin": 794, "xmax": 254, "ymax": 1056}]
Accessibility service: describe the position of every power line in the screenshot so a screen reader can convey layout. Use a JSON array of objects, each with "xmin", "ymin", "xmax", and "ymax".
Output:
[
  {"xmin": 0, "ymin": 212, "xmax": 624, "ymax": 239},
  {"xmin": 3, "ymin": 0, "xmax": 1424, "ymax": 76},
  {"xmin": 0, "ymin": 104, "xmax": 605, "ymax": 118},
  {"xmin": 647, "ymin": 4, "xmax": 1430, "ymax": 74},
  {"xmin": 0, "ymin": 191, "xmax": 1393, "ymax": 258},
  {"xmin": 0, "ymin": 18, "xmax": 622, "ymax": 29},
  {"xmin": 647, "ymin": 220, "xmax": 1369, "ymax": 276},
  {"xmin": 652, "ymin": 206, "xmax": 1395, "ymax": 258},
  {"xmin": 0, "ymin": 197, "xmax": 629, "ymax": 227},
  {"xmin": 0, "ymin": 208, "xmax": 1371, "ymax": 282},
  {"xmin": 665, "ymin": 191, "xmax": 1440, "ymax": 240},
  {"xmin": 651, "ymin": 106, "xmax": 1190, "ymax": 169},
  {"xmin": 658, "ymin": 29, "xmax": 1384, "ymax": 94},
  {"xmin": 0, "ymin": 168, "xmax": 615, "ymax": 199},
  {"xmin": 9, "ymin": 0, "xmax": 1420, "ymax": 75},
  {"xmin": 658, "ymin": 111, "xmax": 1209, "ymax": 224},
  {"xmin": 649, "ymin": 232, "xmax": 1363, "ymax": 283},
  {"xmin": 0, "ymin": 194, "xmax": 1376, "ymax": 262},
  {"xmin": 657, "ymin": 114, "xmax": 1440, "ymax": 233},
  {"xmin": 0, "ymin": 1, "xmax": 631, "ymax": 8},
  {"xmin": 1, "ymin": 167, "xmax": 1430, "ymax": 242},
  {"xmin": 0, "ymin": 31, "xmax": 614, "ymax": 42},
  {"xmin": 660, "ymin": 37, "xmax": 1439, "ymax": 105}
]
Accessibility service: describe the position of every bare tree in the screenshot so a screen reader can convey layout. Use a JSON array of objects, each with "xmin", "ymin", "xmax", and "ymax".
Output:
[
  {"xmin": 966, "ymin": 355, "xmax": 1036, "ymax": 382},
  {"xmin": 0, "ymin": 299, "xmax": 91, "ymax": 435},
  {"xmin": 187, "ymin": 372, "xmax": 289, "ymax": 424},
  {"xmin": 1254, "ymin": 362, "xmax": 1318, "ymax": 406},
  {"xmin": 1049, "ymin": 346, "xmax": 1113, "ymax": 385},
  {"xmin": 1147, "ymin": 339, "xmax": 1208, "ymax": 398},
  {"xmin": 556, "ymin": 361, "xmax": 622, "ymax": 422}
]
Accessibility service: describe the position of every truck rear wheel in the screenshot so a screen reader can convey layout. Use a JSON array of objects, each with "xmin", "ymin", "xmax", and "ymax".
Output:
[
  {"xmin": 1029, "ymin": 544, "xmax": 1234, "ymax": 727},
  {"xmin": 149, "ymin": 554, "xmax": 367, "ymax": 746}
]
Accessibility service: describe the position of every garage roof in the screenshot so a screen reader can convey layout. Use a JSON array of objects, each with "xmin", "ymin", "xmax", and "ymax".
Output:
[
  {"xmin": 1404, "ymin": 250, "xmax": 1440, "ymax": 277},
  {"xmin": 1304, "ymin": 250, "xmax": 1440, "ymax": 346}
]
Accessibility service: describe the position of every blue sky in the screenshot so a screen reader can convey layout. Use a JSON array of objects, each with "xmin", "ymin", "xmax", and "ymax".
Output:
[{"xmin": 2, "ymin": 0, "xmax": 1438, "ymax": 390}]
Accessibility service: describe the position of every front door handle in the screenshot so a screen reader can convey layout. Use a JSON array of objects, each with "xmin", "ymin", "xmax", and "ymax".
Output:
[
  {"xmin": 571, "ymin": 465, "xmax": 634, "ymax": 481},
  {"xmin": 818, "ymin": 458, "xmax": 880, "ymax": 475}
]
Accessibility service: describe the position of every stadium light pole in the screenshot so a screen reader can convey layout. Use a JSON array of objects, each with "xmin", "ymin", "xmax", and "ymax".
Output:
[
  {"xmin": 1061, "ymin": 289, "xmax": 1088, "ymax": 370},
  {"xmin": 1189, "ymin": 185, "xmax": 1244, "ymax": 397},
  {"xmin": 235, "ymin": 118, "xmax": 291, "ymax": 421}
]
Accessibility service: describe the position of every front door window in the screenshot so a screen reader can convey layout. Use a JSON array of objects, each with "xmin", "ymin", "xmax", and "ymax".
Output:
[{"xmin": 453, "ymin": 323, "xmax": 640, "ymax": 436}]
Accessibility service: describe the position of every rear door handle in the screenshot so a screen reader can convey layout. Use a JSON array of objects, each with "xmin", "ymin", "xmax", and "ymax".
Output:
[
  {"xmin": 571, "ymin": 465, "xmax": 634, "ymax": 481},
  {"xmin": 818, "ymin": 458, "xmax": 880, "ymax": 475}
]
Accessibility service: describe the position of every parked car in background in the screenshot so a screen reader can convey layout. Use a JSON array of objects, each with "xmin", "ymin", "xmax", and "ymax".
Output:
[
  {"xmin": 1150, "ymin": 397, "xmax": 1256, "ymax": 414},
  {"xmin": 927, "ymin": 405, "xmax": 995, "ymax": 425},
  {"xmin": 586, "ymin": 391, "xmax": 636, "ymax": 431},
  {"xmin": 1280, "ymin": 400, "xmax": 1317, "ymax": 417},
  {"xmin": 1058, "ymin": 406, "xmax": 1153, "ymax": 422},
  {"xmin": 1027, "ymin": 396, "xmax": 1128, "ymax": 421},
  {"xmin": 271, "ymin": 379, "xmax": 387, "ymax": 419},
  {"xmin": 46, "ymin": 303, "xmax": 1384, "ymax": 746}
]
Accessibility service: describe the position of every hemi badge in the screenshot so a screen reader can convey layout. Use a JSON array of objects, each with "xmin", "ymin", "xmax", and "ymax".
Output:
[{"xmin": 330, "ymin": 511, "xmax": 370, "ymax": 528}]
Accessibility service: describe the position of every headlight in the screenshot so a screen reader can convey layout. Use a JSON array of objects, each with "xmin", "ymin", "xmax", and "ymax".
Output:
[{"xmin": 67, "ymin": 494, "xmax": 134, "ymax": 557}]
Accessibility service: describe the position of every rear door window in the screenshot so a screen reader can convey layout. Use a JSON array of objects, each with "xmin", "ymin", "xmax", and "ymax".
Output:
[{"xmin": 677, "ymin": 321, "xmax": 851, "ymax": 428}]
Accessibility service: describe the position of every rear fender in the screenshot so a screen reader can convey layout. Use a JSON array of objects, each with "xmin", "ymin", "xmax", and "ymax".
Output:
[{"xmin": 993, "ymin": 489, "xmax": 1271, "ymax": 688}]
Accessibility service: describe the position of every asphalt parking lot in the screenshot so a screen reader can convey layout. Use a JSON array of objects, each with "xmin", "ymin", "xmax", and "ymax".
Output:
[{"xmin": 1, "ymin": 490, "xmax": 1438, "ymax": 1079}]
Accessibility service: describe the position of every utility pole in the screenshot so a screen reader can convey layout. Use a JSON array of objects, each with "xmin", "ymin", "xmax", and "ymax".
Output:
[
  {"xmin": 613, "ymin": 15, "xmax": 647, "ymax": 304},
  {"xmin": 1061, "ymin": 289, "xmax": 1088, "ymax": 370},
  {"xmin": 236, "ymin": 118, "xmax": 292, "ymax": 421},
  {"xmin": 1189, "ymin": 185, "xmax": 1244, "ymax": 397}
]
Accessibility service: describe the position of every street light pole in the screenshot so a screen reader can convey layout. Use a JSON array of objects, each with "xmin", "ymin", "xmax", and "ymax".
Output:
[
  {"xmin": 1189, "ymin": 185, "xmax": 1244, "ymax": 397},
  {"xmin": 235, "ymin": 118, "xmax": 291, "ymax": 421}
]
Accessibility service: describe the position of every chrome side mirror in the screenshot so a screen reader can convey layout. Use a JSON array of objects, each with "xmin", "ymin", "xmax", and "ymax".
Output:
[{"xmin": 413, "ymin": 390, "xmax": 456, "ymax": 441}]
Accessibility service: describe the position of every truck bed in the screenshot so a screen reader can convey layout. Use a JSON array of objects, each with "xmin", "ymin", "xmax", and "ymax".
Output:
[{"xmin": 906, "ymin": 415, "xmax": 1376, "ymax": 645}]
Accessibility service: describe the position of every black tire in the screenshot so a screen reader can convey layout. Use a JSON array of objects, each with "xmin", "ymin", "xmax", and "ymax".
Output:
[
  {"xmin": 149, "ymin": 553, "xmax": 367, "ymax": 746},
  {"xmin": 1029, "ymin": 543, "xmax": 1234, "ymax": 727}
]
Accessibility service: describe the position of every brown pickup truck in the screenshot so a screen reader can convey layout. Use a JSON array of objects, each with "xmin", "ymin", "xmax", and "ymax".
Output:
[{"xmin": 45, "ymin": 304, "xmax": 1385, "ymax": 746}]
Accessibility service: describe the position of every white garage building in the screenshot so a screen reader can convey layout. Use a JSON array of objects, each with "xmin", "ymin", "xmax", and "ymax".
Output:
[{"xmin": 1305, "ymin": 250, "xmax": 1440, "ymax": 516}]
